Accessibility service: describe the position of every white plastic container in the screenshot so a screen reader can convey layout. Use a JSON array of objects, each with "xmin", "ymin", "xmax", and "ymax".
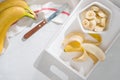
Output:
[
  {"xmin": 78, "ymin": 2, "xmax": 112, "ymax": 34},
  {"xmin": 34, "ymin": 0, "xmax": 120, "ymax": 80}
]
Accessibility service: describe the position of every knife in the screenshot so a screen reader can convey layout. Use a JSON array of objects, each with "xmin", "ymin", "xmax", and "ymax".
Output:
[{"xmin": 23, "ymin": 3, "xmax": 68, "ymax": 40}]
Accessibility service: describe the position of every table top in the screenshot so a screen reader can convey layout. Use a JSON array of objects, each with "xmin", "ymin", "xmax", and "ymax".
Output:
[{"xmin": 0, "ymin": 0, "xmax": 120, "ymax": 80}]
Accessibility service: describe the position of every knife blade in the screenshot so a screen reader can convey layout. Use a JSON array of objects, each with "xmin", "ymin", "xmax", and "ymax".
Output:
[{"xmin": 23, "ymin": 3, "xmax": 68, "ymax": 40}]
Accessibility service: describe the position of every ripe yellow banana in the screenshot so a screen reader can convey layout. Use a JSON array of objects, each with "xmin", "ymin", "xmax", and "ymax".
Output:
[
  {"xmin": 0, "ymin": 0, "xmax": 35, "ymax": 17},
  {"xmin": 0, "ymin": 6, "xmax": 34, "ymax": 54}
]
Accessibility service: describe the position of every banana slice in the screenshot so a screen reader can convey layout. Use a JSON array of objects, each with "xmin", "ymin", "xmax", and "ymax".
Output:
[
  {"xmin": 88, "ymin": 19, "xmax": 97, "ymax": 31},
  {"xmin": 100, "ymin": 18, "xmax": 106, "ymax": 27},
  {"xmin": 82, "ymin": 19, "xmax": 90, "ymax": 29},
  {"xmin": 95, "ymin": 16, "xmax": 101, "ymax": 23},
  {"xmin": 94, "ymin": 25, "xmax": 105, "ymax": 32},
  {"xmin": 85, "ymin": 10, "xmax": 96, "ymax": 19},
  {"xmin": 90, "ymin": 6, "xmax": 99, "ymax": 12},
  {"xmin": 97, "ymin": 10, "xmax": 106, "ymax": 18},
  {"xmin": 82, "ymin": 43, "xmax": 105, "ymax": 61}
]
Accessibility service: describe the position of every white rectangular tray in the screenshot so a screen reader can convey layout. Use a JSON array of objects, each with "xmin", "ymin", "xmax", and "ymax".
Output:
[{"xmin": 34, "ymin": 0, "xmax": 120, "ymax": 80}]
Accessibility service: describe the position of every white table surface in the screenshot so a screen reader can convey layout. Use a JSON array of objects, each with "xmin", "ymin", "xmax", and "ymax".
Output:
[{"xmin": 0, "ymin": 0, "xmax": 120, "ymax": 80}]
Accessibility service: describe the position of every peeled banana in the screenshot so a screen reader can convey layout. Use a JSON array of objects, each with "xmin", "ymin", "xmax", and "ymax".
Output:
[
  {"xmin": 0, "ymin": 6, "xmax": 34, "ymax": 54},
  {"xmin": 82, "ymin": 43, "xmax": 105, "ymax": 61},
  {"xmin": 63, "ymin": 32, "xmax": 84, "ymax": 47},
  {"xmin": 63, "ymin": 32, "xmax": 105, "ymax": 63},
  {"xmin": 73, "ymin": 48, "xmax": 89, "ymax": 62},
  {"xmin": 0, "ymin": 0, "xmax": 35, "ymax": 17}
]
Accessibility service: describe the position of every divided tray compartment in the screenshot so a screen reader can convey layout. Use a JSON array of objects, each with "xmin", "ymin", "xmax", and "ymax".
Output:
[{"xmin": 34, "ymin": 0, "xmax": 120, "ymax": 80}]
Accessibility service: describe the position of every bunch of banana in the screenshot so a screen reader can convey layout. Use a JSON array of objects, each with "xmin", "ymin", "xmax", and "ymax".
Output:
[
  {"xmin": 62, "ymin": 32, "xmax": 105, "ymax": 64},
  {"xmin": 0, "ymin": 0, "xmax": 36, "ymax": 54},
  {"xmin": 81, "ymin": 6, "xmax": 107, "ymax": 32},
  {"xmin": 0, "ymin": 0, "xmax": 35, "ymax": 16}
]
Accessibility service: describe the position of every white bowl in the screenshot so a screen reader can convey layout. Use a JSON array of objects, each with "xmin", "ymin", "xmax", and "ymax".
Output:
[{"xmin": 78, "ymin": 2, "xmax": 112, "ymax": 34}]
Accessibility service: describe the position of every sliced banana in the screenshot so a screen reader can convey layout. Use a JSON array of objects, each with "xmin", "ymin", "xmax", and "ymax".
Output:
[
  {"xmin": 85, "ymin": 10, "xmax": 96, "ymax": 19},
  {"xmin": 82, "ymin": 43, "xmax": 105, "ymax": 61},
  {"xmin": 100, "ymin": 18, "xmax": 106, "ymax": 27},
  {"xmin": 97, "ymin": 10, "xmax": 106, "ymax": 18},
  {"xmin": 95, "ymin": 16, "xmax": 101, "ymax": 23},
  {"xmin": 90, "ymin": 6, "xmax": 99, "ymax": 12},
  {"xmin": 94, "ymin": 25, "xmax": 105, "ymax": 32},
  {"xmin": 82, "ymin": 19, "xmax": 90, "ymax": 29},
  {"xmin": 89, "ymin": 19, "xmax": 97, "ymax": 30}
]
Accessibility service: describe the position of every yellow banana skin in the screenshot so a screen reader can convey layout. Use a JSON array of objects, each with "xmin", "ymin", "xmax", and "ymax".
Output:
[
  {"xmin": 0, "ymin": 0, "xmax": 35, "ymax": 17},
  {"xmin": 0, "ymin": 6, "xmax": 34, "ymax": 54}
]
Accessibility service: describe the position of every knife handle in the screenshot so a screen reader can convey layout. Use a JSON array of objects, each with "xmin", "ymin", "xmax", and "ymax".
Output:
[{"xmin": 23, "ymin": 19, "xmax": 47, "ymax": 40}]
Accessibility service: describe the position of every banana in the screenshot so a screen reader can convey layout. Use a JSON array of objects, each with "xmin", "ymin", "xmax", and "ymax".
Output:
[
  {"xmin": 95, "ymin": 16, "xmax": 101, "ymax": 24},
  {"xmin": 94, "ymin": 25, "xmax": 105, "ymax": 32},
  {"xmin": 0, "ymin": 6, "xmax": 34, "ymax": 54},
  {"xmin": 85, "ymin": 10, "xmax": 96, "ymax": 19},
  {"xmin": 63, "ymin": 35, "xmax": 83, "ymax": 47},
  {"xmin": 87, "ymin": 52, "xmax": 98, "ymax": 64},
  {"xmin": 63, "ymin": 32, "xmax": 85, "ymax": 60},
  {"xmin": 73, "ymin": 48, "xmax": 88, "ymax": 62},
  {"xmin": 89, "ymin": 19, "xmax": 96, "ymax": 30},
  {"xmin": 90, "ymin": 6, "xmax": 99, "ymax": 12},
  {"xmin": 0, "ymin": 0, "xmax": 35, "ymax": 17},
  {"xmin": 64, "ymin": 45, "xmax": 83, "ymax": 52},
  {"xmin": 97, "ymin": 10, "xmax": 106, "ymax": 18},
  {"xmin": 82, "ymin": 43, "xmax": 105, "ymax": 61},
  {"xmin": 62, "ymin": 32, "xmax": 105, "ymax": 62},
  {"xmin": 63, "ymin": 32, "xmax": 84, "ymax": 46},
  {"xmin": 100, "ymin": 18, "xmax": 106, "ymax": 27},
  {"xmin": 82, "ymin": 19, "xmax": 90, "ymax": 29}
]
